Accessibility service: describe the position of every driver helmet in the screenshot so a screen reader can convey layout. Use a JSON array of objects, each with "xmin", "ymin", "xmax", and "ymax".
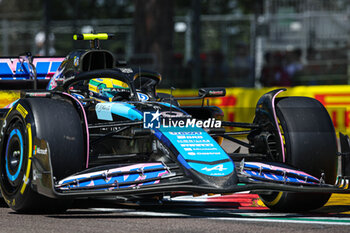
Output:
[{"xmin": 88, "ymin": 78, "xmax": 129, "ymax": 102}]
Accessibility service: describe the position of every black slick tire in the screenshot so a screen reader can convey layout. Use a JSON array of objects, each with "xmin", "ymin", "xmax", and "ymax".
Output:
[
  {"xmin": 0, "ymin": 98, "xmax": 84, "ymax": 213},
  {"xmin": 260, "ymin": 97, "xmax": 338, "ymax": 212}
]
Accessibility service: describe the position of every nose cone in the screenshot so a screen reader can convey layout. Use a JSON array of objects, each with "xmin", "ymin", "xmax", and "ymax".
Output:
[{"xmin": 157, "ymin": 126, "xmax": 238, "ymax": 188}]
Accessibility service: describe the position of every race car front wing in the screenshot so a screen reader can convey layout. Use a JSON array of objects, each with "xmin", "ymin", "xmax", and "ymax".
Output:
[{"xmin": 29, "ymin": 138, "xmax": 350, "ymax": 199}]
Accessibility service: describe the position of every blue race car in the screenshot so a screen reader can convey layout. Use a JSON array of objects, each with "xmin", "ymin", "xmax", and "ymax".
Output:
[{"xmin": 1, "ymin": 33, "xmax": 350, "ymax": 213}]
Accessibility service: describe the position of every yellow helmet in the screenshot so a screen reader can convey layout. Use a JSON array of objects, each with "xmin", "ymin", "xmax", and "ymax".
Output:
[{"xmin": 88, "ymin": 78, "xmax": 129, "ymax": 102}]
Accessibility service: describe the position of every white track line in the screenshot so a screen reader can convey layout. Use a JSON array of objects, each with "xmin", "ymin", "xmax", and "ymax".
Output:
[
  {"xmin": 92, "ymin": 208, "xmax": 350, "ymax": 225},
  {"xmin": 91, "ymin": 208, "xmax": 189, "ymax": 217},
  {"xmin": 209, "ymin": 217, "xmax": 350, "ymax": 226}
]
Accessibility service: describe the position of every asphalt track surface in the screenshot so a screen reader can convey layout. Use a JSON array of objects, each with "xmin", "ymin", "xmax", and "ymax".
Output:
[{"xmin": 1, "ymin": 193, "xmax": 350, "ymax": 233}]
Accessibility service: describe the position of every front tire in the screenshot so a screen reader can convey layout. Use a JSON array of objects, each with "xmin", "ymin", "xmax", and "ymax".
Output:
[
  {"xmin": 0, "ymin": 111, "xmax": 30, "ymax": 211},
  {"xmin": 260, "ymin": 97, "xmax": 338, "ymax": 212},
  {"xmin": 0, "ymin": 98, "xmax": 84, "ymax": 213}
]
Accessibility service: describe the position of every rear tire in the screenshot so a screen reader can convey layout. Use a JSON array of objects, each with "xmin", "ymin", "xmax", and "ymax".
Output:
[
  {"xmin": 0, "ymin": 98, "xmax": 84, "ymax": 213},
  {"xmin": 259, "ymin": 97, "xmax": 337, "ymax": 212}
]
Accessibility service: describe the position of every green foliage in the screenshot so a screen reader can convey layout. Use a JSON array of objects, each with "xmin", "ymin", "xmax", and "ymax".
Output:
[
  {"xmin": 49, "ymin": 0, "xmax": 134, "ymax": 20},
  {"xmin": 0, "ymin": 0, "xmax": 250, "ymax": 20},
  {"xmin": 238, "ymin": 0, "xmax": 263, "ymax": 14},
  {"xmin": 175, "ymin": 0, "xmax": 244, "ymax": 15},
  {"xmin": 0, "ymin": 0, "xmax": 134, "ymax": 20},
  {"xmin": 0, "ymin": 0, "xmax": 42, "ymax": 19}
]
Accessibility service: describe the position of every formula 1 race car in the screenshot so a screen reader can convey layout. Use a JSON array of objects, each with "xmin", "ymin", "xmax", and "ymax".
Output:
[{"xmin": 1, "ymin": 33, "xmax": 350, "ymax": 213}]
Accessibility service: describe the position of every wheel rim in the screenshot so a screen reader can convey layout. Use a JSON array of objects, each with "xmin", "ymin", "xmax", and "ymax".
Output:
[
  {"xmin": 1, "ymin": 119, "xmax": 26, "ymax": 195},
  {"xmin": 5, "ymin": 129, "xmax": 24, "ymax": 186}
]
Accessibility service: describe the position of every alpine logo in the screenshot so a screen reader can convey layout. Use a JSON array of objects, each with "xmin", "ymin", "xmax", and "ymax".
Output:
[{"xmin": 201, "ymin": 164, "xmax": 227, "ymax": 172}]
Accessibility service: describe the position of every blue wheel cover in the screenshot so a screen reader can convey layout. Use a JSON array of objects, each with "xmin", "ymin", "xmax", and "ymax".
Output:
[{"xmin": 5, "ymin": 129, "xmax": 24, "ymax": 182}]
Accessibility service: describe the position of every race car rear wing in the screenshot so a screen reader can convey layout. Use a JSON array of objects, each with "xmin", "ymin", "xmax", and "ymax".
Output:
[{"xmin": 0, "ymin": 54, "xmax": 64, "ymax": 90}]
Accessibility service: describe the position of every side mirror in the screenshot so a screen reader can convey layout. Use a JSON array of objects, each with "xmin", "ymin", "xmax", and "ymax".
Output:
[{"xmin": 198, "ymin": 88, "xmax": 226, "ymax": 98}]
